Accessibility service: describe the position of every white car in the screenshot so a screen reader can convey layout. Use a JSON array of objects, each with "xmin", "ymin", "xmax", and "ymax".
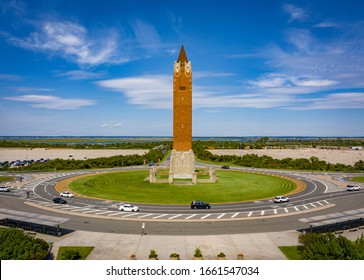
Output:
[
  {"xmin": 60, "ymin": 191, "xmax": 74, "ymax": 198},
  {"xmin": 0, "ymin": 186, "xmax": 10, "ymax": 192},
  {"xmin": 347, "ymin": 185, "xmax": 361, "ymax": 191},
  {"xmin": 119, "ymin": 204, "xmax": 139, "ymax": 212},
  {"xmin": 273, "ymin": 196, "xmax": 290, "ymax": 203}
]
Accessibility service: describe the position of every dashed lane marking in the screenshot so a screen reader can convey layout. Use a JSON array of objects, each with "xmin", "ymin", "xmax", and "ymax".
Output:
[
  {"xmin": 82, "ymin": 209, "xmax": 102, "ymax": 214},
  {"xmin": 138, "ymin": 214, "xmax": 154, "ymax": 219},
  {"xmin": 201, "ymin": 214, "xmax": 211, "ymax": 219},
  {"xmin": 284, "ymin": 208, "xmax": 289, "ymax": 213},
  {"xmin": 273, "ymin": 209, "xmax": 278, "ymax": 214},
  {"xmin": 303, "ymin": 205, "xmax": 309, "ymax": 210},
  {"xmin": 231, "ymin": 213, "xmax": 239, "ymax": 218},
  {"xmin": 121, "ymin": 213, "xmax": 139, "ymax": 218},
  {"xmin": 95, "ymin": 211, "xmax": 114, "ymax": 215},
  {"xmin": 70, "ymin": 208, "xmax": 92, "ymax": 212},
  {"xmin": 153, "ymin": 214, "xmax": 168, "ymax": 219},
  {"xmin": 217, "ymin": 213, "xmax": 226, "ymax": 219},
  {"xmin": 107, "ymin": 212, "xmax": 123, "ymax": 217},
  {"xmin": 294, "ymin": 206, "xmax": 300, "ymax": 211},
  {"xmin": 317, "ymin": 201, "xmax": 323, "ymax": 206},
  {"xmin": 260, "ymin": 210, "xmax": 265, "ymax": 216},
  {"xmin": 324, "ymin": 200, "xmax": 329, "ymax": 204},
  {"xmin": 168, "ymin": 214, "xmax": 182, "ymax": 220},
  {"xmin": 247, "ymin": 211, "xmax": 253, "ymax": 217},
  {"xmin": 185, "ymin": 214, "xmax": 197, "ymax": 220},
  {"xmin": 310, "ymin": 203, "xmax": 317, "ymax": 208}
]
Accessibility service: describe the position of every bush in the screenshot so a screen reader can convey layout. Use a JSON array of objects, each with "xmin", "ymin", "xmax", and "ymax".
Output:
[
  {"xmin": 0, "ymin": 228, "xmax": 50, "ymax": 260},
  {"xmin": 61, "ymin": 249, "xmax": 82, "ymax": 260},
  {"xmin": 298, "ymin": 233, "xmax": 364, "ymax": 260}
]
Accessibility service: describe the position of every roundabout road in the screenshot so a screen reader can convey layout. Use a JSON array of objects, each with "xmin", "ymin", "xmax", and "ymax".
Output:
[{"xmin": 1, "ymin": 166, "xmax": 364, "ymax": 235}]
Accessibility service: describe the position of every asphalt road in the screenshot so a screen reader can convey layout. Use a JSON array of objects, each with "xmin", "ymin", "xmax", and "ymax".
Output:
[{"xmin": 1, "ymin": 167, "xmax": 363, "ymax": 235}]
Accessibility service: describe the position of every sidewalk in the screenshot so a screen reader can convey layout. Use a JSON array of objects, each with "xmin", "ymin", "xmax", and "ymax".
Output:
[{"xmin": 45, "ymin": 230, "xmax": 301, "ymax": 260}]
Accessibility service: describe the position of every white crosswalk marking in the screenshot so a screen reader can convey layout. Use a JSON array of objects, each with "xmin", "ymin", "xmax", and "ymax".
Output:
[
  {"xmin": 323, "ymin": 200, "xmax": 329, "ymax": 204},
  {"xmin": 95, "ymin": 211, "xmax": 113, "ymax": 215},
  {"xmin": 303, "ymin": 205, "xmax": 309, "ymax": 209},
  {"xmin": 310, "ymin": 203, "xmax": 317, "ymax": 208},
  {"xmin": 82, "ymin": 209, "xmax": 102, "ymax": 214},
  {"xmin": 294, "ymin": 206, "xmax": 300, "ymax": 211},
  {"xmin": 217, "ymin": 213, "xmax": 226, "ymax": 219},
  {"xmin": 274, "ymin": 209, "xmax": 277, "ymax": 214},
  {"xmin": 137, "ymin": 214, "xmax": 153, "ymax": 219},
  {"xmin": 153, "ymin": 214, "xmax": 168, "ymax": 219},
  {"xmin": 284, "ymin": 208, "xmax": 289, "ymax": 213},
  {"xmin": 185, "ymin": 214, "xmax": 197, "ymax": 220},
  {"xmin": 317, "ymin": 201, "xmax": 323, "ymax": 206},
  {"xmin": 168, "ymin": 214, "xmax": 182, "ymax": 220},
  {"xmin": 201, "ymin": 214, "xmax": 211, "ymax": 219},
  {"xmin": 247, "ymin": 212, "xmax": 253, "ymax": 217},
  {"xmin": 260, "ymin": 210, "xmax": 265, "ymax": 215},
  {"xmin": 231, "ymin": 213, "xmax": 239, "ymax": 218}
]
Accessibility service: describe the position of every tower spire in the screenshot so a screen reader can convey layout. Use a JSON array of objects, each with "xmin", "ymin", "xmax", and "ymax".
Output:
[{"xmin": 177, "ymin": 44, "xmax": 188, "ymax": 62}]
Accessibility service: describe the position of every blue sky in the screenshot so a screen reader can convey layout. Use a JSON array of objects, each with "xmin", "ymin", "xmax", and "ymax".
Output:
[{"xmin": 1, "ymin": 0, "xmax": 364, "ymax": 137}]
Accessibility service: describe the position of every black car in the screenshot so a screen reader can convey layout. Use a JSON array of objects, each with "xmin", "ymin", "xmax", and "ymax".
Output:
[
  {"xmin": 221, "ymin": 165, "xmax": 230, "ymax": 169},
  {"xmin": 52, "ymin": 197, "xmax": 67, "ymax": 204},
  {"xmin": 191, "ymin": 200, "xmax": 211, "ymax": 209}
]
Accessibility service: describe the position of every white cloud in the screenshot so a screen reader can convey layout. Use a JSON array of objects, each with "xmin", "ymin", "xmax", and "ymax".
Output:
[
  {"xmin": 55, "ymin": 70, "xmax": 105, "ymax": 80},
  {"xmin": 97, "ymin": 75, "xmax": 172, "ymax": 109},
  {"xmin": 288, "ymin": 92, "xmax": 364, "ymax": 110},
  {"xmin": 249, "ymin": 73, "xmax": 337, "ymax": 89},
  {"xmin": 6, "ymin": 21, "xmax": 126, "ymax": 66},
  {"xmin": 283, "ymin": 4, "xmax": 308, "ymax": 22},
  {"xmin": 130, "ymin": 19, "xmax": 161, "ymax": 49},
  {"xmin": 0, "ymin": 73, "xmax": 23, "ymax": 81},
  {"xmin": 113, "ymin": 123, "xmax": 122, "ymax": 128},
  {"xmin": 101, "ymin": 124, "xmax": 108, "ymax": 128},
  {"xmin": 97, "ymin": 74, "xmax": 361, "ymax": 111},
  {"xmin": 5, "ymin": 94, "xmax": 95, "ymax": 110}
]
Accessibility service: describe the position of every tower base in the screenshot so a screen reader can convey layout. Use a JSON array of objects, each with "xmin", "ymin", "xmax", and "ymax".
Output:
[{"xmin": 169, "ymin": 150, "xmax": 196, "ymax": 184}]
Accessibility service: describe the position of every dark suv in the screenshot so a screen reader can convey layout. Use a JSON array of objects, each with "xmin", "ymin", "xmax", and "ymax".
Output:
[
  {"xmin": 52, "ymin": 197, "xmax": 67, "ymax": 204},
  {"xmin": 191, "ymin": 200, "xmax": 211, "ymax": 209}
]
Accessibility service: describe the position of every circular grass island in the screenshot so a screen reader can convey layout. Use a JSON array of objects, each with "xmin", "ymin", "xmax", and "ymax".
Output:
[
  {"xmin": 68, "ymin": 170, "xmax": 297, "ymax": 204},
  {"xmin": 349, "ymin": 177, "xmax": 364, "ymax": 183}
]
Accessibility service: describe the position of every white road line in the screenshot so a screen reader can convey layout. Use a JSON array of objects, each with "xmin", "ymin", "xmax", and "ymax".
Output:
[
  {"xmin": 260, "ymin": 210, "xmax": 265, "ymax": 216},
  {"xmin": 247, "ymin": 212, "xmax": 253, "ymax": 217},
  {"xmin": 217, "ymin": 213, "xmax": 226, "ymax": 219},
  {"xmin": 82, "ymin": 209, "xmax": 102, "ymax": 214},
  {"xmin": 294, "ymin": 206, "xmax": 300, "ymax": 211},
  {"xmin": 231, "ymin": 213, "xmax": 239, "ymax": 218},
  {"xmin": 168, "ymin": 214, "xmax": 182, "ymax": 220},
  {"xmin": 310, "ymin": 203, "xmax": 317, "ymax": 208},
  {"xmin": 201, "ymin": 214, "xmax": 211, "ymax": 219},
  {"xmin": 303, "ymin": 205, "xmax": 309, "ymax": 209},
  {"xmin": 153, "ymin": 214, "xmax": 168, "ymax": 219},
  {"xmin": 107, "ymin": 212, "xmax": 123, "ymax": 216},
  {"xmin": 323, "ymin": 200, "xmax": 329, "ymax": 204},
  {"xmin": 137, "ymin": 214, "xmax": 154, "ymax": 219},
  {"xmin": 185, "ymin": 214, "xmax": 197, "ymax": 220},
  {"xmin": 284, "ymin": 208, "xmax": 289, "ymax": 213},
  {"xmin": 274, "ymin": 209, "xmax": 277, "ymax": 214},
  {"xmin": 121, "ymin": 213, "xmax": 139, "ymax": 217},
  {"xmin": 95, "ymin": 211, "xmax": 113, "ymax": 215},
  {"xmin": 71, "ymin": 208, "xmax": 92, "ymax": 212},
  {"xmin": 317, "ymin": 201, "xmax": 323, "ymax": 206}
]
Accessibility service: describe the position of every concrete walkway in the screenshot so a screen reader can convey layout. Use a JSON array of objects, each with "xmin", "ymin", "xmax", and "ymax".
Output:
[
  {"xmin": 45, "ymin": 230, "xmax": 300, "ymax": 260},
  {"xmin": 39, "ymin": 227, "xmax": 364, "ymax": 260}
]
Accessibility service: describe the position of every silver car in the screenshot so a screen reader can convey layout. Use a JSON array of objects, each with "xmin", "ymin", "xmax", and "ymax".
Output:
[{"xmin": 273, "ymin": 196, "xmax": 290, "ymax": 203}]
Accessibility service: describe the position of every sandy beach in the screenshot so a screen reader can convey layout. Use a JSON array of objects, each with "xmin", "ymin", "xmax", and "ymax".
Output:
[
  {"xmin": 0, "ymin": 148, "xmax": 148, "ymax": 162},
  {"xmin": 209, "ymin": 148, "xmax": 364, "ymax": 165}
]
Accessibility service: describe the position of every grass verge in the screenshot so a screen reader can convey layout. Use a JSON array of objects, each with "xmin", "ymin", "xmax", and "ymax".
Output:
[
  {"xmin": 56, "ymin": 246, "xmax": 94, "ymax": 260},
  {"xmin": 279, "ymin": 246, "xmax": 302, "ymax": 260},
  {"xmin": 0, "ymin": 176, "xmax": 15, "ymax": 183},
  {"xmin": 350, "ymin": 177, "xmax": 364, "ymax": 182}
]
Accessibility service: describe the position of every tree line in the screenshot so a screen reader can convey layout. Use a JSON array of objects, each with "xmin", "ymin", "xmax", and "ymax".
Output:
[
  {"xmin": 1, "ymin": 149, "xmax": 165, "ymax": 171},
  {"xmin": 193, "ymin": 145, "xmax": 364, "ymax": 172}
]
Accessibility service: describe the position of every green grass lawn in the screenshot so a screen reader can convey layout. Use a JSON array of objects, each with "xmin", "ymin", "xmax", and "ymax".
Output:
[
  {"xmin": 69, "ymin": 170, "xmax": 296, "ymax": 204},
  {"xmin": 279, "ymin": 246, "xmax": 302, "ymax": 260},
  {"xmin": 350, "ymin": 177, "xmax": 364, "ymax": 182},
  {"xmin": 0, "ymin": 176, "xmax": 15, "ymax": 183},
  {"xmin": 56, "ymin": 246, "xmax": 94, "ymax": 260}
]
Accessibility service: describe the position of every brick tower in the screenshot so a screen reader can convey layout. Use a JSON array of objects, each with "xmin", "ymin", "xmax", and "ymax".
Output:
[{"xmin": 169, "ymin": 45, "xmax": 196, "ymax": 184}]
